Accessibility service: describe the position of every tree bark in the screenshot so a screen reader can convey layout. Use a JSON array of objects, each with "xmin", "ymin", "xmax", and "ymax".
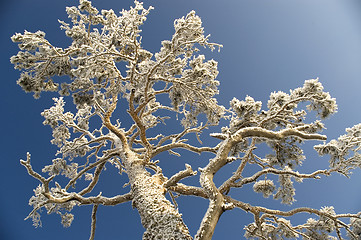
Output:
[
  {"xmin": 105, "ymin": 101, "xmax": 192, "ymax": 239},
  {"xmin": 124, "ymin": 152, "xmax": 192, "ymax": 240}
]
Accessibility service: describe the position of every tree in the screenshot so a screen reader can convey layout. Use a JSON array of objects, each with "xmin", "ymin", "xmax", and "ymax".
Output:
[{"xmin": 10, "ymin": 0, "xmax": 361, "ymax": 239}]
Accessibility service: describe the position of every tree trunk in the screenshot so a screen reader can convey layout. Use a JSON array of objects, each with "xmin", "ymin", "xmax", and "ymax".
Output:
[{"xmin": 124, "ymin": 152, "xmax": 192, "ymax": 240}]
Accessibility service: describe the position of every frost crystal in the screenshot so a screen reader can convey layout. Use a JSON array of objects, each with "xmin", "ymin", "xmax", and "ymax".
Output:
[
  {"xmin": 349, "ymin": 214, "xmax": 361, "ymax": 239},
  {"xmin": 253, "ymin": 179, "xmax": 275, "ymax": 198},
  {"xmin": 274, "ymin": 167, "xmax": 296, "ymax": 205}
]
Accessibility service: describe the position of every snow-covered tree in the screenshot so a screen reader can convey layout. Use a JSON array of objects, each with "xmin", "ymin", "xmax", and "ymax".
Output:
[{"xmin": 11, "ymin": 1, "xmax": 361, "ymax": 239}]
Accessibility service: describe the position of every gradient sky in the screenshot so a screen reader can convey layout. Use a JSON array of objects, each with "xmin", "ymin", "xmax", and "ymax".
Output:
[{"xmin": 2, "ymin": 0, "xmax": 361, "ymax": 239}]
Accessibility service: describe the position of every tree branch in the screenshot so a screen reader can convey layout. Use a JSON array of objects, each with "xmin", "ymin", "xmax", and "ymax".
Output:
[
  {"xmin": 20, "ymin": 153, "xmax": 55, "ymax": 193},
  {"xmin": 218, "ymin": 139, "xmax": 256, "ymax": 194},
  {"xmin": 233, "ymin": 168, "xmax": 335, "ymax": 187},
  {"xmin": 79, "ymin": 161, "xmax": 107, "ymax": 195},
  {"xmin": 89, "ymin": 204, "xmax": 98, "ymax": 240},
  {"xmin": 168, "ymin": 184, "xmax": 208, "ymax": 199},
  {"xmin": 196, "ymin": 125, "xmax": 327, "ymax": 239},
  {"xmin": 65, "ymin": 148, "xmax": 119, "ymax": 190},
  {"xmin": 152, "ymin": 142, "xmax": 217, "ymax": 158},
  {"xmin": 128, "ymin": 89, "xmax": 152, "ymax": 156},
  {"xmin": 21, "ymin": 153, "xmax": 132, "ymax": 206},
  {"xmin": 195, "ymin": 138, "xmax": 233, "ymax": 240},
  {"xmin": 45, "ymin": 191, "xmax": 132, "ymax": 206},
  {"xmin": 103, "ymin": 95, "xmax": 130, "ymax": 151},
  {"xmin": 231, "ymin": 127, "xmax": 327, "ymax": 143},
  {"xmin": 164, "ymin": 164, "xmax": 197, "ymax": 188},
  {"xmin": 224, "ymin": 195, "xmax": 361, "ymax": 238}
]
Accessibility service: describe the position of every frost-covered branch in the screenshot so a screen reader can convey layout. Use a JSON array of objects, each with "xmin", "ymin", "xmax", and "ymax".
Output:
[
  {"xmin": 232, "ymin": 167, "xmax": 335, "ymax": 188},
  {"xmin": 12, "ymin": 0, "xmax": 361, "ymax": 239},
  {"xmin": 164, "ymin": 164, "xmax": 197, "ymax": 188},
  {"xmin": 128, "ymin": 88, "xmax": 152, "ymax": 155},
  {"xmin": 21, "ymin": 153, "xmax": 132, "ymax": 206},
  {"xmin": 196, "ymin": 79, "xmax": 337, "ymax": 239},
  {"xmin": 20, "ymin": 152, "xmax": 55, "ymax": 194},
  {"xmin": 196, "ymin": 126, "xmax": 327, "ymax": 238},
  {"xmin": 20, "ymin": 151, "xmax": 132, "ymax": 230},
  {"xmin": 65, "ymin": 147, "xmax": 120, "ymax": 190},
  {"xmin": 196, "ymin": 138, "xmax": 233, "ymax": 239},
  {"xmin": 315, "ymin": 123, "xmax": 361, "ymax": 177},
  {"xmin": 224, "ymin": 196, "xmax": 361, "ymax": 239},
  {"xmin": 231, "ymin": 126, "xmax": 326, "ymax": 143},
  {"xmin": 103, "ymin": 95, "xmax": 129, "ymax": 151}
]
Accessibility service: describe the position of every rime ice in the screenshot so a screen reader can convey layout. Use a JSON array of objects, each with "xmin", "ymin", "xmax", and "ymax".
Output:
[{"xmin": 12, "ymin": 1, "xmax": 361, "ymax": 239}]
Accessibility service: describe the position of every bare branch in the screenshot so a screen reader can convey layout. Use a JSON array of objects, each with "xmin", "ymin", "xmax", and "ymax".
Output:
[
  {"xmin": 103, "ymin": 95, "xmax": 129, "ymax": 151},
  {"xmin": 89, "ymin": 204, "xmax": 98, "ymax": 240},
  {"xmin": 164, "ymin": 164, "xmax": 197, "ymax": 188},
  {"xmin": 128, "ymin": 89, "xmax": 152, "ymax": 156},
  {"xmin": 79, "ymin": 161, "xmax": 107, "ymax": 195},
  {"xmin": 152, "ymin": 142, "xmax": 217, "ymax": 158},
  {"xmin": 65, "ymin": 148, "xmax": 119, "ymax": 190},
  {"xmin": 168, "ymin": 183, "xmax": 208, "ymax": 199},
  {"xmin": 219, "ymin": 139, "xmax": 256, "ymax": 194}
]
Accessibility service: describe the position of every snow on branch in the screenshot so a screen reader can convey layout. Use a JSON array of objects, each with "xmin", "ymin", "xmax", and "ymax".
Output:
[
  {"xmin": 315, "ymin": 123, "xmax": 361, "ymax": 177},
  {"xmin": 12, "ymin": 0, "xmax": 361, "ymax": 239},
  {"xmin": 20, "ymin": 151, "xmax": 132, "ymax": 229},
  {"xmin": 224, "ymin": 196, "xmax": 361, "ymax": 239},
  {"xmin": 231, "ymin": 126, "xmax": 327, "ymax": 143},
  {"xmin": 226, "ymin": 167, "xmax": 335, "ymax": 189}
]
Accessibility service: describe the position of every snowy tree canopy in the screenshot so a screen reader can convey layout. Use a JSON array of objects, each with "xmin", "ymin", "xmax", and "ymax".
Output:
[{"xmin": 11, "ymin": 0, "xmax": 361, "ymax": 239}]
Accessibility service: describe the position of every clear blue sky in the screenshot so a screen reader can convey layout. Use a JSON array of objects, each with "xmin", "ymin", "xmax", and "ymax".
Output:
[{"xmin": 2, "ymin": 0, "xmax": 361, "ymax": 239}]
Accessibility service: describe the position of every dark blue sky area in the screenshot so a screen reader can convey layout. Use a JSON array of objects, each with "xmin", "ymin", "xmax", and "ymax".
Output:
[{"xmin": 2, "ymin": 0, "xmax": 361, "ymax": 239}]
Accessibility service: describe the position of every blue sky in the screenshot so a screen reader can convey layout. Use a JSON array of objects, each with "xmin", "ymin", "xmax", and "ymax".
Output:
[{"xmin": 2, "ymin": 0, "xmax": 361, "ymax": 239}]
